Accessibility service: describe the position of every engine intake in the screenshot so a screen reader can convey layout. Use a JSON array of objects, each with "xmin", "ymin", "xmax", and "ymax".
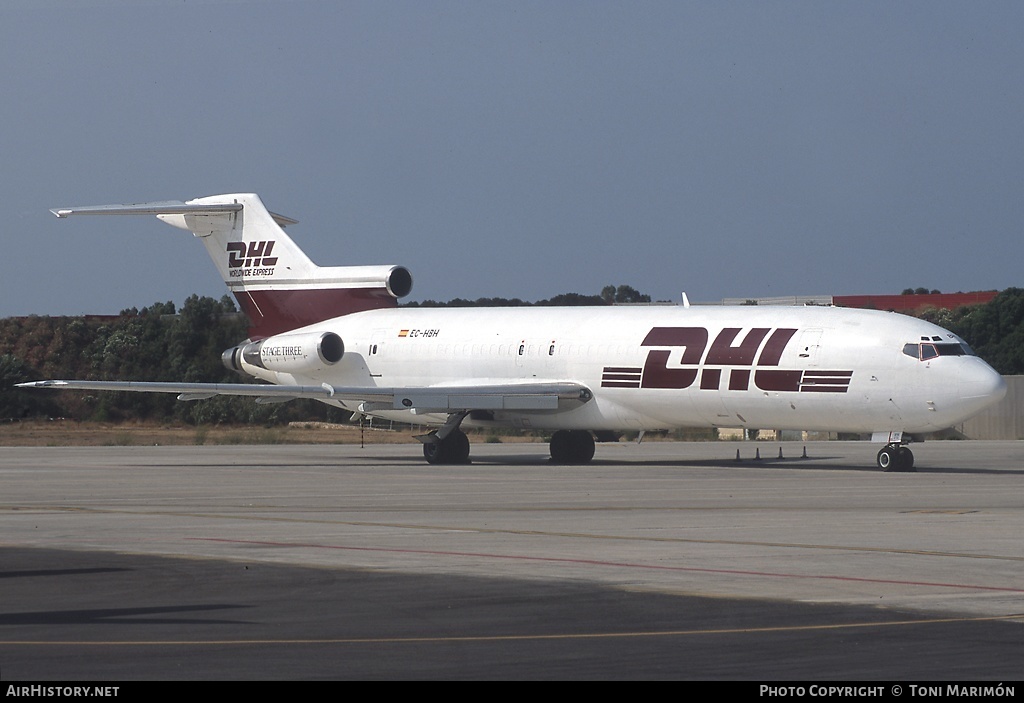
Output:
[{"xmin": 385, "ymin": 265, "xmax": 413, "ymax": 298}]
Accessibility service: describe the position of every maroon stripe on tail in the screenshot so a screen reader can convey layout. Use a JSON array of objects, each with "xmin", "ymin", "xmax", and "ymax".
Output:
[{"xmin": 235, "ymin": 288, "xmax": 397, "ymax": 339}]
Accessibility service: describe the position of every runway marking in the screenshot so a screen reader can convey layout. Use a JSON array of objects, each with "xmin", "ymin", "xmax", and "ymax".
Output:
[
  {"xmin": 4, "ymin": 612, "xmax": 1023, "ymax": 647},
  {"xmin": 16, "ymin": 505, "xmax": 1024, "ymax": 564},
  {"xmin": 192, "ymin": 537, "xmax": 1024, "ymax": 594}
]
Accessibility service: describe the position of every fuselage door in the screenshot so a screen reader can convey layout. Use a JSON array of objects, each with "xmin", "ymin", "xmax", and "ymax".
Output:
[
  {"xmin": 515, "ymin": 339, "xmax": 527, "ymax": 369},
  {"xmin": 368, "ymin": 329, "xmax": 388, "ymax": 378},
  {"xmin": 545, "ymin": 339, "xmax": 558, "ymax": 372},
  {"xmin": 797, "ymin": 328, "xmax": 823, "ymax": 367}
]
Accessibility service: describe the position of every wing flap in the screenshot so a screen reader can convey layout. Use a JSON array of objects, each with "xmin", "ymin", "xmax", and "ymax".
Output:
[
  {"xmin": 391, "ymin": 383, "xmax": 588, "ymax": 412},
  {"xmin": 396, "ymin": 392, "xmax": 559, "ymax": 411}
]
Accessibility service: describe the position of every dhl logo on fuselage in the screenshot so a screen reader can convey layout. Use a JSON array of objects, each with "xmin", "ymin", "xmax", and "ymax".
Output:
[{"xmin": 601, "ymin": 327, "xmax": 852, "ymax": 393}]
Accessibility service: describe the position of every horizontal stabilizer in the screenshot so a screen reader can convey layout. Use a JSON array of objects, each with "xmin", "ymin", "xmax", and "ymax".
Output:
[
  {"xmin": 50, "ymin": 200, "xmax": 298, "ymax": 227},
  {"xmin": 51, "ymin": 202, "xmax": 241, "ymax": 218}
]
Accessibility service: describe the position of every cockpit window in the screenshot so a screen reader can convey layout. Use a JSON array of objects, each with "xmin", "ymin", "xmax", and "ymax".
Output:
[
  {"xmin": 936, "ymin": 343, "xmax": 968, "ymax": 356},
  {"xmin": 903, "ymin": 342, "xmax": 975, "ymax": 360}
]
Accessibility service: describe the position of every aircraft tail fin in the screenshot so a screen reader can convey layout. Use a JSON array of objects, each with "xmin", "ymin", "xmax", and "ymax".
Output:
[{"xmin": 52, "ymin": 193, "xmax": 412, "ymax": 339}]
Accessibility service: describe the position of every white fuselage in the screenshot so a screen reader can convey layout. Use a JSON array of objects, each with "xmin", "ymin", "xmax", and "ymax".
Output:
[{"xmin": 239, "ymin": 304, "xmax": 1006, "ymax": 435}]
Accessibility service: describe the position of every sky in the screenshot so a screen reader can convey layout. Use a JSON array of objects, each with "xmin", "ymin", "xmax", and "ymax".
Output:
[{"xmin": 2, "ymin": 0, "xmax": 1022, "ymax": 316}]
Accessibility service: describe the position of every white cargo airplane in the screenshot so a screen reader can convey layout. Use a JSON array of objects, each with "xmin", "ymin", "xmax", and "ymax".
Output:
[{"xmin": 22, "ymin": 194, "xmax": 1007, "ymax": 470}]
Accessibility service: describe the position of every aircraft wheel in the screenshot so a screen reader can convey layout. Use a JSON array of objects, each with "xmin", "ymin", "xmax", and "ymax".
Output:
[
  {"xmin": 550, "ymin": 431, "xmax": 573, "ymax": 463},
  {"xmin": 448, "ymin": 429, "xmax": 471, "ymax": 464},
  {"xmin": 568, "ymin": 430, "xmax": 595, "ymax": 463},
  {"xmin": 878, "ymin": 445, "xmax": 915, "ymax": 472},
  {"xmin": 877, "ymin": 447, "xmax": 896, "ymax": 471},
  {"xmin": 423, "ymin": 438, "xmax": 448, "ymax": 465},
  {"xmin": 423, "ymin": 429, "xmax": 471, "ymax": 465},
  {"xmin": 550, "ymin": 430, "xmax": 595, "ymax": 464},
  {"xmin": 896, "ymin": 446, "xmax": 915, "ymax": 471}
]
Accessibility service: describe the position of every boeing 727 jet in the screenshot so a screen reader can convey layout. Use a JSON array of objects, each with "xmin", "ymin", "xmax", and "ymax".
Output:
[{"xmin": 22, "ymin": 193, "xmax": 1007, "ymax": 470}]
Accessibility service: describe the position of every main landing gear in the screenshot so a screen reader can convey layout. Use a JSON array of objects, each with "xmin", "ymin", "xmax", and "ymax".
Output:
[
  {"xmin": 422, "ymin": 428, "xmax": 471, "ymax": 465},
  {"xmin": 549, "ymin": 430, "xmax": 595, "ymax": 464},
  {"xmin": 420, "ymin": 411, "xmax": 472, "ymax": 465},
  {"xmin": 419, "ymin": 410, "xmax": 598, "ymax": 465},
  {"xmin": 876, "ymin": 443, "xmax": 915, "ymax": 472}
]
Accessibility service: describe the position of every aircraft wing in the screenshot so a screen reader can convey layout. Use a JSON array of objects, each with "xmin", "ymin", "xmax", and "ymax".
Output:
[{"xmin": 17, "ymin": 380, "xmax": 592, "ymax": 412}]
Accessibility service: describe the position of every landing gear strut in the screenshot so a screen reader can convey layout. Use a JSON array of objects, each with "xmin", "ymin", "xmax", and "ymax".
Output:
[
  {"xmin": 549, "ymin": 430, "xmax": 595, "ymax": 464},
  {"xmin": 876, "ymin": 443, "xmax": 915, "ymax": 472}
]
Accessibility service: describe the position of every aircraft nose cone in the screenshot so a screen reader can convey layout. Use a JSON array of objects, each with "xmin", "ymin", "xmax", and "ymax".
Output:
[{"xmin": 958, "ymin": 360, "xmax": 1007, "ymax": 408}]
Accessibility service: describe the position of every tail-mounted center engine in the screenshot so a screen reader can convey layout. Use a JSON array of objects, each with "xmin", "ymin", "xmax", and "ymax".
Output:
[{"xmin": 222, "ymin": 331, "xmax": 344, "ymax": 375}]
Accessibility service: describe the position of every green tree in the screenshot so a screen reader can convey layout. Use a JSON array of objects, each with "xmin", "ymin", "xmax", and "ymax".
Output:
[
  {"xmin": 942, "ymin": 288, "xmax": 1024, "ymax": 374},
  {"xmin": 612, "ymin": 285, "xmax": 651, "ymax": 304},
  {"xmin": 0, "ymin": 353, "xmax": 32, "ymax": 418}
]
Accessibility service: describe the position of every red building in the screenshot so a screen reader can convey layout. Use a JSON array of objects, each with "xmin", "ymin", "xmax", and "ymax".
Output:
[{"xmin": 833, "ymin": 291, "xmax": 998, "ymax": 313}]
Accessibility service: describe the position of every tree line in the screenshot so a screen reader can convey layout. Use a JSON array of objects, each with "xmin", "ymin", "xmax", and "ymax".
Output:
[
  {"xmin": 404, "ymin": 284, "xmax": 652, "ymax": 307},
  {"xmin": 1, "ymin": 286, "xmax": 1021, "ymax": 424},
  {"xmin": 0, "ymin": 295, "xmax": 347, "ymax": 424},
  {"xmin": 917, "ymin": 288, "xmax": 1024, "ymax": 376}
]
